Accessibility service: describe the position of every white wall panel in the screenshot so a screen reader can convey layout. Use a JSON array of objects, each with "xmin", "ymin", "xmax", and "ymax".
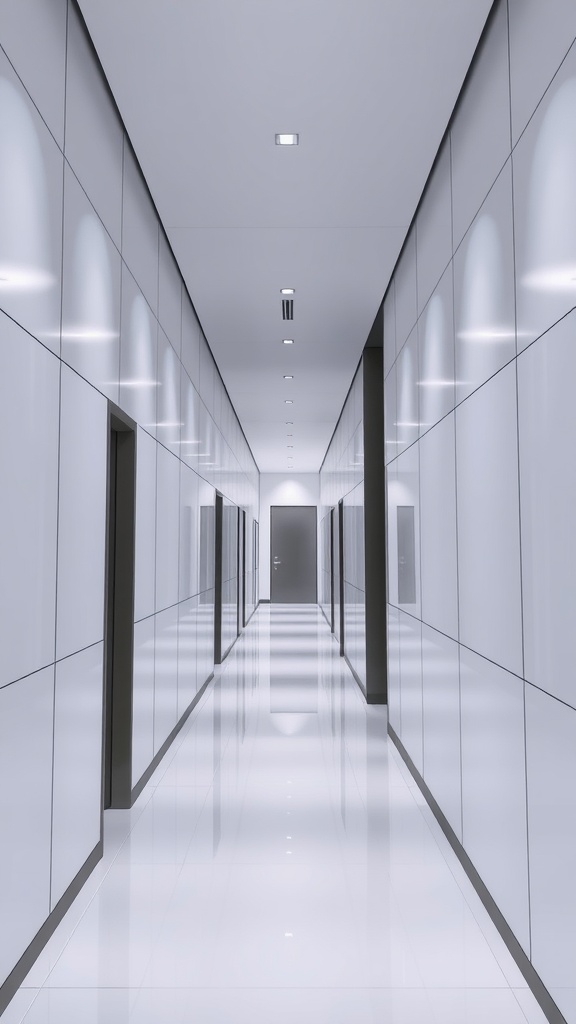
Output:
[
  {"xmin": 132, "ymin": 616, "xmax": 155, "ymax": 787},
  {"xmin": 154, "ymin": 606, "xmax": 179, "ymax": 753},
  {"xmin": 51, "ymin": 643, "xmax": 104, "ymax": 907},
  {"xmin": 419, "ymin": 415, "xmax": 458, "ymax": 640},
  {"xmin": 134, "ymin": 427, "xmax": 157, "ymax": 623},
  {"xmin": 398, "ymin": 611, "xmax": 423, "ymax": 773},
  {"xmin": 391, "ymin": 443, "xmax": 421, "ymax": 619},
  {"xmin": 119, "ymin": 265, "xmax": 158, "ymax": 432},
  {"xmin": 65, "ymin": 5, "xmax": 123, "ymax": 249},
  {"xmin": 451, "ymin": 0, "xmax": 511, "ymax": 249},
  {"xmin": 155, "ymin": 445, "xmax": 180, "ymax": 612},
  {"xmin": 418, "ymin": 265, "xmax": 455, "ymax": 432},
  {"xmin": 180, "ymin": 373, "xmax": 201, "ymax": 474},
  {"xmin": 0, "ymin": 55, "xmax": 63, "ymax": 355},
  {"xmin": 156, "ymin": 327, "xmax": 181, "ymax": 456},
  {"xmin": 197, "ymin": 591, "xmax": 215, "ymax": 688},
  {"xmin": 456, "ymin": 364, "xmax": 523, "ymax": 676},
  {"xmin": 383, "ymin": 282, "xmax": 396, "ymax": 379},
  {"xmin": 199, "ymin": 337, "xmax": 216, "ymax": 416},
  {"xmin": 387, "ymin": 606, "xmax": 401, "ymax": 735},
  {"xmin": 61, "ymin": 164, "xmax": 121, "ymax": 404},
  {"xmin": 0, "ymin": 316, "xmax": 59, "ymax": 687},
  {"xmin": 460, "ymin": 648, "xmax": 530, "ymax": 953},
  {"xmin": 422, "ymin": 625, "xmax": 461, "ymax": 840},
  {"xmin": 0, "ymin": 668, "xmax": 53, "ymax": 982},
  {"xmin": 178, "ymin": 597, "xmax": 198, "ymax": 717},
  {"xmin": 0, "ymin": 0, "xmax": 67, "ymax": 147},
  {"xmin": 384, "ymin": 363, "xmax": 397, "ymax": 467},
  {"xmin": 517, "ymin": 312, "xmax": 576, "ymax": 708},
  {"xmin": 181, "ymin": 297, "xmax": 201, "ymax": 390},
  {"xmin": 198, "ymin": 401, "xmax": 216, "ymax": 485},
  {"xmin": 179, "ymin": 463, "xmax": 200, "ymax": 601},
  {"xmin": 525, "ymin": 685, "xmax": 576, "ymax": 1023},
  {"xmin": 56, "ymin": 366, "xmax": 108, "ymax": 660},
  {"xmin": 158, "ymin": 232, "xmax": 182, "ymax": 356},
  {"xmin": 454, "ymin": 161, "xmax": 516, "ymax": 404},
  {"xmin": 509, "ymin": 0, "xmax": 576, "ymax": 144},
  {"xmin": 395, "ymin": 327, "xmax": 419, "ymax": 455},
  {"xmin": 385, "ymin": 460, "xmax": 398, "ymax": 611},
  {"xmin": 394, "ymin": 229, "xmax": 417, "ymax": 353},
  {"xmin": 513, "ymin": 50, "xmax": 576, "ymax": 352},
  {"xmin": 416, "ymin": 140, "xmax": 452, "ymax": 314},
  {"xmin": 122, "ymin": 145, "xmax": 158, "ymax": 315}
]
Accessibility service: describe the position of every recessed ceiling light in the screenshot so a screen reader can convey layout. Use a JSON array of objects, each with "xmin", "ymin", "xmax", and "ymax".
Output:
[
  {"xmin": 283, "ymin": 375, "xmax": 293, "ymax": 380},
  {"xmin": 280, "ymin": 288, "xmax": 295, "ymax": 295},
  {"xmin": 286, "ymin": 421, "xmax": 293, "ymax": 425},
  {"xmin": 285, "ymin": 400, "xmax": 293, "ymax": 404},
  {"xmin": 276, "ymin": 134, "xmax": 299, "ymax": 146},
  {"xmin": 283, "ymin": 339, "xmax": 294, "ymax": 345}
]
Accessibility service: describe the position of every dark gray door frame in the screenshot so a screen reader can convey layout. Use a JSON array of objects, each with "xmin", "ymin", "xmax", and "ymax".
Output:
[
  {"xmin": 214, "ymin": 493, "xmax": 223, "ymax": 664},
  {"xmin": 270, "ymin": 505, "xmax": 317, "ymax": 603},
  {"xmin": 329, "ymin": 507, "xmax": 335, "ymax": 633},
  {"xmin": 239, "ymin": 508, "xmax": 246, "ymax": 631},
  {"xmin": 338, "ymin": 499, "xmax": 344, "ymax": 656},
  {"xmin": 104, "ymin": 402, "xmax": 137, "ymax": 811}
]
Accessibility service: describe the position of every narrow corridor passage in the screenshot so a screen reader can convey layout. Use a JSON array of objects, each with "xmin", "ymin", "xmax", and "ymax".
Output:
[{"xmin": 5, "ymin": 607, "xmax": 546, "ymax": 1024}]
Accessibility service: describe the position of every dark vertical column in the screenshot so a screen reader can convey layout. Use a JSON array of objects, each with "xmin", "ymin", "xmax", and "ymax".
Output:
[
  {"xmin": 330, "ymin": 508, "xmax": 335, "ymax": 632},
  {"xmin": 214, "ymin": 494, "xmax": 223, "ymax": 664},
  {"xmin": 338, "ymin": 499, "xmax": 344, "ymax": 656},
  {"xmin": 105, "ymin": 412, "xmax": 136, "ymax": 808},
  {"xmin": 239, "ymin": 509, "xmax": 246, "ymax": 630},
  {"xmin": 362, "ymin": 328, "xmax": 387, "ymax": 704}
]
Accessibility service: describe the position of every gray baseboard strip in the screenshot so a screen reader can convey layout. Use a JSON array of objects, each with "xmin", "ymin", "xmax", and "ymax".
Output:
[
  {"xmin": 0, "ymin": 840, "xmax": 103, "ymax": 1016},
  {"xmin": 131, "ymin": 672, "xmax": 214, "ymax": 804},
  {"xmin": 388, "ymin": 724, "xmax": 567, "ymax": 1024}
]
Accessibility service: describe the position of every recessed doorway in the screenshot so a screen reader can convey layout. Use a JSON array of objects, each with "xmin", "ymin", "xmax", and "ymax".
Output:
[{"xmin": 270, "ymin": 505, "xmax": 317, "ymax": 603}]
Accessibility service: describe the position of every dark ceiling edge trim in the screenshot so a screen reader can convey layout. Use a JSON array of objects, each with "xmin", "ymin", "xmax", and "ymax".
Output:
[
  {"xmin": 71, "ymin": 0, "xmax": 260, "ymax": 480},
  {"xmin": 379, "ymin": 0, "xmax": 502, "ymax": 310},
  {"xmin": 321, "ymin": 0, "xmax": 500, "ymax": 475}
]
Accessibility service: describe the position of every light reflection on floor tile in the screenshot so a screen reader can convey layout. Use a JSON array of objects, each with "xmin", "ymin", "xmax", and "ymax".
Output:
[{"xmin": 8, "ymin": 604, "xmax": 546, "ymax": 1023}]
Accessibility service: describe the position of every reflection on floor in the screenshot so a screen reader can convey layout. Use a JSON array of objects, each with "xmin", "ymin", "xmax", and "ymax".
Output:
[{"xmin": 5, "ymin": 605, "xmax": 548, "ymax": 1024}]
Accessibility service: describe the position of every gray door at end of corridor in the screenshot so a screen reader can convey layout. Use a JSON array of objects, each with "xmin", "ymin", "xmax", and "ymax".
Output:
[{"xmin": 270, "ymin": 505, "xmax": 317, "ymax": 603}]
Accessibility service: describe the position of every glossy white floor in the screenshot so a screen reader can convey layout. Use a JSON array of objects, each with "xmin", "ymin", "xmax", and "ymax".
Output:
[{"xmin": 4, "ymin": 605, "xmax": 548, "ymax": 1024}]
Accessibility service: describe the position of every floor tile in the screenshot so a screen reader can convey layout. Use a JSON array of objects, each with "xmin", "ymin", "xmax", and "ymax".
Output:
[{"xmin": 4, "ymin": 605, "xmax": 549, "ymax": 1024}]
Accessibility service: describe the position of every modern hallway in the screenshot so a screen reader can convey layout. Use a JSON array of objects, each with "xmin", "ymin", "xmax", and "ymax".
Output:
[{"xmin": 4, "ymin": 606, "xmax": 547, "ymax": 1024}]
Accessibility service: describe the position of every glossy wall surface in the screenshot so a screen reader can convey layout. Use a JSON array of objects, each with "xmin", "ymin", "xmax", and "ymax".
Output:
[
  {"xmin": 384, "ymin": 2, "xmax": 576, "ymax": 1019},
  {"xmin": 0, "ymin": 0, "xmax": 258, "ymax": 999},
  {"xmin": 221, "ymin": 499, "xmax": 239, "ymax": 659},
  {"xmin": 320, "ymin": 367, "xmax": 365, "ymax": 683}
]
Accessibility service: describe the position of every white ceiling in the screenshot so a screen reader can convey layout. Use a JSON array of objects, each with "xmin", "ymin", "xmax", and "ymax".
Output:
[{"xmin": 77, "ymin": 0, "xmax": 493, "ymax": 472}]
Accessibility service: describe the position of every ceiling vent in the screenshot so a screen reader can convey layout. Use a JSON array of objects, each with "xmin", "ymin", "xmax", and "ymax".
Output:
[{"xmin": 282, "ymin": 298, "xmax": 294, "ymax": 320}]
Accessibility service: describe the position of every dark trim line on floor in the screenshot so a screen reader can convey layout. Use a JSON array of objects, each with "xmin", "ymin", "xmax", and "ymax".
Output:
[
  {"xmin": 130, "ymin": 672, "xmax": 214, "ymax": 804},
  {"xmin": 343, "ymin": 651, "xmax": 386, "ymax": 706},
  {"xmin": 258, "ymin": 598, "xmax": 270, "ymax": 604},
  {"xmin": 344, "ymin": 651, "xmax": 367, "ymax": 700},
  {"xmin": 244, "ymin": 602, "xmax": 259, "ymax": 625},
  {"xmin": 319, "ymin": 603, "xmax": 332, "ymax": 630},
  {"xmin": 388, "ymin": 725, "xmax": 568, "ymax": 1024},
  {"xmin": 0, "ymin": 841, "xmax": 103, "ymax": 1017}
]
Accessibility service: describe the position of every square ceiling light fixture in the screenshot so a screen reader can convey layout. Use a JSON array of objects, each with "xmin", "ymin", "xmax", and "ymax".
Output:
[{"xmin": 276, "ymin": 134, "xmax": 299, "ymax": 145}]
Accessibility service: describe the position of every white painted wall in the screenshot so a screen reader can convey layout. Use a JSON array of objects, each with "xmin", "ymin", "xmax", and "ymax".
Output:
[
  {"xmin": 259, "ymin": 474, "xmax": 320, "ymax": 601},
  {"xmin": 383, "ymin": 3, "xmax": 576, "ymax": 1019},
  {"xmin": 0, "ymin": 1, "xmax": 258, "ymax": 998}
]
